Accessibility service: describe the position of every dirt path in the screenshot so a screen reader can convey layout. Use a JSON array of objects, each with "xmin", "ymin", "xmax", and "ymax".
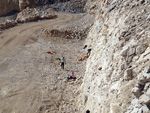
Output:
[{"xmin": 0, "ymin": 12, "xmax": 86, "ymax": 113}]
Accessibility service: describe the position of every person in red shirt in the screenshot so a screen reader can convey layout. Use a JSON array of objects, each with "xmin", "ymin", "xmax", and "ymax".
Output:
[
  {"xmin": 71, "ymin": 72, "xmax": 76, "ymax": 79},
  {"xmin": 67, "ymin": 72, "xmax": 76, "ymax": 80}
]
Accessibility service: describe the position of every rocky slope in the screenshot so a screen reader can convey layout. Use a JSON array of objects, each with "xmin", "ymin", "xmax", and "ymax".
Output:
[
  {"xmin": 79, "ymin": 0, "xmax": 150, "ymax": 113},
  {"xmin": 0, "ymin": 0, "xmax": 86, "ymax": 17}
]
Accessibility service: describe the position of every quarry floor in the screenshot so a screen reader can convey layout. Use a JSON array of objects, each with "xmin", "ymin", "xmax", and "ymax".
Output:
[{"xmin": 0, "ymin": 12, "xmax": 87, "ymax": 113}]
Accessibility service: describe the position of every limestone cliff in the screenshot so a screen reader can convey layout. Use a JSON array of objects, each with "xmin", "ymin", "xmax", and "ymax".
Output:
[
  {"xmin": 0, "ymin": 0, "xmax": 19, "ymax": 16},
  {"xmin": 79, "ymin": 0, "xmax": 150, "ymax": 113}
]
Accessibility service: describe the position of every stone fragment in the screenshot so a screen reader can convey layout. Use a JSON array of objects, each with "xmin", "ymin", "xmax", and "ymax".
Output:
[
  {"xmin": 132, "ymin": 87, "xmax": 141, "ymax": 98},
  {"xmin": 137, "ymin": 73, "xmax": 146, "ymax": 85},
  {"xmin": 136, "ymin": 45, "xmax": 146, "ymax": 54},
  {"xmin": 131, "ymin": 99, "xmax": 138, "ymax": 105},
  {"xmin": 121, "ymin": 47, "xmax": 128, "ymax": 57},
  {"xmin": 146, "ymin": 87, "xmax": 150, "ymax": 95},
  {"xmin": 144, "ymin": 83, "xmax": 150, "ymax": 92},
  {"xmin": 124, "ymin": 68, "xmax": 133, "ymax": 80},
  {"xmin": 139, "ymin": 94, "xmax": 150, "ymax": 105},
  {"xmin": 143, "ymin": 73, "xmax": 150, "ymax": 82},
  {"xmin": 128, "ymin": 47, "xmax": 136, "ymax": 56}
]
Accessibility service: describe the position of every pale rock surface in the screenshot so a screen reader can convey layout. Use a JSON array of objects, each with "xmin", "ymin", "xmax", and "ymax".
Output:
[
  {"xmin": 16, "ymin": 8, "xmax": 57, "ymax": 23},
  {"xmin": 78, "ymin": 0, "xmax": 150, "ymax": 113}
]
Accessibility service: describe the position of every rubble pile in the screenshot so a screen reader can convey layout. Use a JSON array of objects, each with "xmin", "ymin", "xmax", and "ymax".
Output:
[
  {"xmin": 16, "ymin": 8, "xmax": 57, "ymax": 23},
  {"xmin": 48, "ymin": 0, "xmax": 87, "ymax": 13},
  {"xmin": 43, "ymin": 29, "xmax": 87, "ymax": 40},
  {"xmin": 0, "ymin": 8, "xmax": 57, "ymax": 30},
  {"xmin": 42, "ymin": 13, "xmax": 93, "ymax": 41},
  {"xmin": 0, "ymin": 20, "xmax": 17, "ymax": 30},
  {"xmin": 126, "ymin": 66, "xmax": 150, "ymax": 113}
]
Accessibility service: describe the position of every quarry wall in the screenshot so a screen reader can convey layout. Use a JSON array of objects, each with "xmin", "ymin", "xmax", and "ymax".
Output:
[
  {"xmin": 0, "ymin": 0, "xmax": 20, "ymax": 16},
  {"xmin": 79, "ymin": 0, "xmax": 150, "ymax": 113},
  {"xmin": 0, "ymin": 0, "xmax": 150, "ymax": 113},
  {"xmin": 0, "ymin": 0, "xmax": 50, "ymax": 16}
]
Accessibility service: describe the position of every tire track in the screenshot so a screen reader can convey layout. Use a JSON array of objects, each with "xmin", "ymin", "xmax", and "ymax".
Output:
[{"xmin": 0, "ymin": 13, "xmax": 74, "ymax": 59}]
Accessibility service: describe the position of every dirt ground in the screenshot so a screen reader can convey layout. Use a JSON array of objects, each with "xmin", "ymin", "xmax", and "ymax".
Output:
[{"xmin": 0, "ymin": 12, "xmax": 88, "ymax": 113}]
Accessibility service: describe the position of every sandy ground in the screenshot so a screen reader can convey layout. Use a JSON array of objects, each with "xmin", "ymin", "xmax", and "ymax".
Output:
[{"xmin": 0, "ymin": 12, "xmax": 87, "ymax": 113}]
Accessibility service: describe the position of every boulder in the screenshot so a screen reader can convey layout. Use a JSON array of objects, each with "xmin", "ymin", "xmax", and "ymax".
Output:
[
  {"xmin": 132, "ymin": 86, "xmax": 141, "ymax": 98},
  {"xmin": 139, "ymin": 94, "xmax": 150, "ymax": 105},
  {"xmin": 124, "ymin": 68, "xmax": 133, "ymax": 80}
]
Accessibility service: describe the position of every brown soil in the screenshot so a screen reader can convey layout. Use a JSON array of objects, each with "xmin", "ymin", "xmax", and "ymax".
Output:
[{"xmin": 0, "ymin": 12, "xmax": 88, "ymax": 113}]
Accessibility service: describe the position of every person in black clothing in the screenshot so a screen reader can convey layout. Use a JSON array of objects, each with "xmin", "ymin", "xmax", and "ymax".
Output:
[
  {"xmin": 82, "ymin": 45, "xmax": 87, "ymax": 50},
  {"xmin": 87, "ymin": 49, "xmax": 92, "ymax": 55},
  {"xmin": 86, "ymin": 109, "xmax": 90, "ymax": 113}
]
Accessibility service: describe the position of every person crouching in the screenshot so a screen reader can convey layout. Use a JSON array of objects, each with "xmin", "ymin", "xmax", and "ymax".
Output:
[{"xmin": 67, "ymin": 72, "xmax": 76, "ymax": 80}]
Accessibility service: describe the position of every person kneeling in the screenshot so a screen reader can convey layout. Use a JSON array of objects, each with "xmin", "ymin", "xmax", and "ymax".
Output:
[{"xmin": 67, "ymin": 72, "xmax": 76, "ymax": 80}]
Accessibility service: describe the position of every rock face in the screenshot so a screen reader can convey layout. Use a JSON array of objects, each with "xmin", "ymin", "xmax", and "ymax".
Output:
[
  {"xmin": 0, "ymin": 0, "xmax": 49, "ymax": 16},
  {"xmin": 16, "ymin": 8, "xmax": 57, "ymax": 23},
  {"xmin": 47, "ymin": 0, "xmax": 87, "ymax": 13},
  {"xmin": 0, "ymin": 0, "xmax": 20, "ymax": 16},
  {"xmin": 19, "ymin": 0, "xmax": 28, "ymax": 10},
  {"xmin": 79, "ymin": 0, "xmax": 150, "ymax": 113},
  {"xmin": 0, "ymin": 0, "xmax": 87, "ymax": 16}
]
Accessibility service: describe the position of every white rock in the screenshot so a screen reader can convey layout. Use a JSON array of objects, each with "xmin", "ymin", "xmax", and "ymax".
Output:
[
  {"xmin": 131, "ymin": 108, "xmax": 139, "ymax": 113},
  {"xmin": 137, "ymin": 73, "xmax": 146, "ymax": 85},
  {"xmin": 136, "ymin": 45, "xmax": 146, "ymax": 54},
  {"xmin": 124, "ymin": 68, "xmax": 133, "ymax": 80},
  {"xmin": 131, "ymin": 99, "xmax": 138, "ymax": 105},
  {"xmin": 141, "ymin": 105, "xmax": 150, "ymax": 113},
  {"xmin": 146, "ymin": 87, "xmax": 150, "ymax": 95},
  {"xmin": 139, "ymin": 94, "xmax": 150, "ymax": 105},
  {"xmin": 144, "ymin": 83, "xmax": 150, "ymax": 92},
  {"xmin": 132, "ymin": 87, "xmax": 141, "ymax": 98},
  {"xmin": 128, "ymin": 47, "xmax": 136, "ymax": 56}
]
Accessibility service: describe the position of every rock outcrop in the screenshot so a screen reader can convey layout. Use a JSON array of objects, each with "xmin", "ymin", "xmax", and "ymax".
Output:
[
  {"xmin": 0, "ymin": 20, "xmax": 17, "ymax": 30},
  {"xmin": 16, "ymin": 8, "xmax": 57, "ymax": 23},
  {"xmin": 0, "ymin": 0, "xmax": 49, "ymax": 16},
  {"xmin": 0, "ymin": 0, "xmax": 87, "ymax": 16},
  {"xmin": 79, "ymin": 0, "xmax": 150, "ymax": 113},
  {"xmin": 0, "ymin": 0, "xmax": 20, "ymax": 16},
  {"xmin": 47, "ymin": 0, "xmax": 87, "ymax": 13},
  {"xmin": 128, "ymin": 66, "xmax": 150, "ymax": 113},
  {"xmin": 0, "ymin": 8, "xmax": 57, "ymax": 30}
]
